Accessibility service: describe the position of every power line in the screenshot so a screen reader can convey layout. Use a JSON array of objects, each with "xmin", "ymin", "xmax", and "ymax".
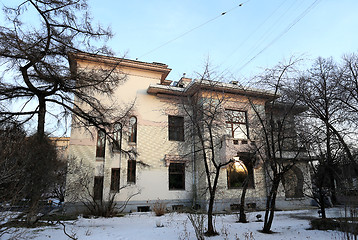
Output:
[
  {"xmin": 138, "ymin": 1, "xmax": 251, "ymax": 59},
  {"xmin": 220, "ymin": 0, "xmax": 291, "ymax": 67},
  {"xmin": 235, "ymin": 0, "xmax": 321, "ymax": 74},
  {"xmin": 234, "ymin": 0, "xmax": 302, "ymax": 68}
]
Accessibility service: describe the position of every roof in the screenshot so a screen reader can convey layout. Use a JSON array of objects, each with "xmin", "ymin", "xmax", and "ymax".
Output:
[
  {"xmin": 68, "ymin": 52, "xmax": 277, "ymax": 100},
  {"xmin": 68, "ymin": 52, "xmax": 172, "ymax": 83},
  {"xmin": 147, "ymin": 79, "xmax": 278, "ymax": 100},
  {"xmin": 49, "ymin": 137, "xmax": 70, "ymax": 142}
]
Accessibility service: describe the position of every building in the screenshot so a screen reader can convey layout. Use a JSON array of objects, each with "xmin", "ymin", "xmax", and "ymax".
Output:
[
  {"xmin": 49, "ymin": 137, "xmax": 70, "ymax": 161},
  {"xmin": 64, "ymin": 52, "xmax": 312, "ymax": 213}
]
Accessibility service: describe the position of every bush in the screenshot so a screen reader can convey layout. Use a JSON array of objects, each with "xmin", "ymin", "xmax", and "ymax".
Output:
[
  {"xmin": 310, "ymin": 218, "xmax": 340, "ymax": 230},
  {"xmin": 187, "ymin": 213, "xmax": 206, "ymax": 240},
  {"xmin": 152, "ymin": 200, "xmax": 166, "ymax": 216}
]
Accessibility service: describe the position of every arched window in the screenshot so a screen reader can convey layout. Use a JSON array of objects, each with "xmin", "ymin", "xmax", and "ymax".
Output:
[
  {"xmin": 128, "ymin": 116, "xmax": 137, "ymax": 143},
  {"xmin": 227, "ymin": 156, "xmax": 254, "ymax": 189},
  {"xmin": 113, "ymin": 123, "xmax": 122, "ymax": 151},
  {"xmin": 283, "ymin": 166, "xmax": 304, "ymax": 198}
]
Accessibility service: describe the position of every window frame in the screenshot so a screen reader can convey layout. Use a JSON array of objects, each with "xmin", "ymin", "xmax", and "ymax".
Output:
[
  {"xmin": 93, "ymin": 176, "xmax": 104, "ymax": 201},
  {"xmin": 128, "ymin": 116, "xmax": 137, "ymax": 143},
  {"xmin": 169, "ymin": 162, "xmax": 186, "ymax": 190},
  {"xmin": 168, "ymin": 115, "xmax": 184, "ymax": 141},
  {"xmin": 113, "ymin": 123, "xmax": 122, "ymax": 151},
  {"xmin": 96, "ymin": 130, "xmax": 106, "ymax": 159},
  {"xmin": 127, "ymin": 160, "xmax": 136, "ymax": 183},
  {"xmin": 225, "ymin": 109, "xmax": 249, "ymax": 139},
  {"xmin": 110, "ymin": 168, "xmax": 120, "ymax": 192}
]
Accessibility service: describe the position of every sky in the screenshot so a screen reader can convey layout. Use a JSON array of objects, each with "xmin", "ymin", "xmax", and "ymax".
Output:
[
  {"xmin": 1, "ymin": 0, "xmax": 358, "ymax": 136},
  {"xmin": 87, "ymin": 0, "xmax": 358, "ymax": 81}
]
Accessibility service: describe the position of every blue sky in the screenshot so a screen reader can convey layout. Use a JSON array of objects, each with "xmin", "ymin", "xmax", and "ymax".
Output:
[
  {"xmin": 1, "ymin": 0, "xmax": 357, "ymax": 136},
  {"xmin": 1, "ymin": 0, "xmax": 357, "ymax": 80},
  {"xmin": 88, "ymin": 0, "xmax": 358, "ymax": 81}
]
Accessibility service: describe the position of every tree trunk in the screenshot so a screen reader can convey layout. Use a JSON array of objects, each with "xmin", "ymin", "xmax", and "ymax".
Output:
[
  {"xmin": 205, "ymin": 169, "xmax": 220, "ymax": 236},
  {"xmin": 318, "ymin": 189, "xmax": 327, "ymax": 219},
  {"xmin": 238, "ymin": 179, "xmax": 248, "ymax": 223},
  {"xmin": 37, "ymin": 96, "xmax": 46, "ymax": 140},
  {"xmin": 263, "ymin": 178, "xmax": 280, "ymax": 233},
  {"xmin": 26, "ymin": 189, "xmax": 41, "ymax": 226},
  {"xmin": 206, "ymin": 194, "xmax": 215, "ymax": 235},
  {"xmin": 326, "ymin": 124, "xmax": 337, "ymax": 205}
]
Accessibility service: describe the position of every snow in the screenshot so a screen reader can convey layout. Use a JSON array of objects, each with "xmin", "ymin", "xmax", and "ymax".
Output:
[{"xmin": 3, "ymin": 208, "xmax": 347, "ymax": 240}]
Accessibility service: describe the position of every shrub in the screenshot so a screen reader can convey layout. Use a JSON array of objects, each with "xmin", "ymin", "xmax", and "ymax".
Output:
[
  {"xmin": 187, "ymin": 213, "xmax": 206, "ymax": 240},
  {"xmin": 152, "ymin": 200, "xmax": 166, "ymax": 216},
  {"xmin": 310, "ymin": 218, "xmax": 340, "ymax": 230}
]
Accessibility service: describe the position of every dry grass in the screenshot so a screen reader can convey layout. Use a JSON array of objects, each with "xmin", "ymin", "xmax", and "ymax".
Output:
[{"xmin": 152, "ymin": 200, "xmax": 166, "ymax": 216}]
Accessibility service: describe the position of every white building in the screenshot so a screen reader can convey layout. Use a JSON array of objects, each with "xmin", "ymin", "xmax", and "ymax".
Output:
[{"xmin": 64, "ymin": 52, "xmax": 312, "ymax": 213}]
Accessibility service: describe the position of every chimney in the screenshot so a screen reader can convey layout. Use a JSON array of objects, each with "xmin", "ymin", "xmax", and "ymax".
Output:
[{"xmin": 178, "ymin": 73, "xmax": 192, "ymax": 88}]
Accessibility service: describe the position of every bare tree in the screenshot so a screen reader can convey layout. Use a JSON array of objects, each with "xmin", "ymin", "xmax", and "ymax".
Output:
[
  {"xmin": 248, "ymin": 58, "xmax": 308, "ymax": 233},
  {"xmin": 291, "ymin": 56, "xmax": 358, "ymax": 216},
  {"xmin": 0, "ymin": 1, "xmax": 133, "ymax": 225},
  {"xmin": 65, "ymin": 157, "xmax": 139, "ymax": 217},
  {"xmin": 237, "ymin": 152, "xmax": 258, "ymax": 223},
  {"xmin": 341, "ymin": 53, "xmax": 358, "ymax": 130},
  {"xmin": 180, "ymin": 66, "xmax": 234, "ymax": 236},
  {"xmin": 293, "ymin": 57, "xmax": 353, "ymax": 204},
  {"xmin": 298, "ymin": 118, "xmax": 342, "ymax": 219},
  {"xmin": 0, "ymin": 0, "xmax": 125, "ymax": 140},
  {"xmin": 0, "ymin": 121, "xmax": 27, "ymax": 236},
  {"xmin": 0, "ymin": 121, "xmax": 62, "ymax": 226}
]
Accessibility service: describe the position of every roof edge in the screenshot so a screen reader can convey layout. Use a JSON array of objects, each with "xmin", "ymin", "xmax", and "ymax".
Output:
[{"xmin": 68, "ymin": 52, "xmax": 172, "ymax": 82}]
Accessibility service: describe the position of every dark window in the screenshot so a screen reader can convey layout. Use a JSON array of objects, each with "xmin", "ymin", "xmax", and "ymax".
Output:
[
  {"xmin": 93, "ymin": 176, "xmax": 104, "ymax": 201},
  {"xmin": 137, "ymin": 206, "xmax": 150, "ymax": 212},
  {"xmin": 96, "ymin": 130, "xmax": 106, "ymax": 158},
  {"xmin": 110, "ymin": 168, "xmax": 120, "ymax": 192},
  {"xmin": 227, "ymin": 158, "xmax": 254, "ymax": 189},
  {"xmin": 169, "ymin": 163, "xmax": 185, "ymax": 190},
  {"xmin": 225, "ymin": 109, "xmax": 248, "ymax": 139},
  {"xmin": 128, "ymin": 116, "xmax": 137, "ymax": 143},
  {"xmin": 168, "ymin": 116, "xmax": 184, "ymax": 141},
  {"xmin": 172, "ymin": 205, "xmax": 184, "ymax": 211},
  {"xmin": 113, "ymin": 123, "xmax": 122, "ymax": 151},
  {"xmin": 127, "ymin": 160, "xmax": 136, "ymax": 183}
]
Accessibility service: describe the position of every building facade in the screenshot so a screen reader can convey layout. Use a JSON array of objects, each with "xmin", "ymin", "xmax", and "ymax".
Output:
[{"xmin": 64, "ymin": 53, "xmax": 312, "ymax": 213}]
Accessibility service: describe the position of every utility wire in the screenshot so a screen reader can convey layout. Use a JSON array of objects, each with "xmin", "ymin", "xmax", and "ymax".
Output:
[
  {"xmin": 220, "ymin": 0, "xmax": 291, "ymax": 66},
  {"xmin": 235, "ymin": 0, "xmax": 302, "ymax": 68},
  {"xmin": 138, "ymin": 1, "xmax": 251, "ymax": 59},
  {"xmin": 235, "ymin": 0, "xmax": 321, "ymax": 74}
]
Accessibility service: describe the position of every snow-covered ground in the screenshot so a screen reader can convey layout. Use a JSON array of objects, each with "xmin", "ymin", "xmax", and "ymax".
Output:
[{"xmin": 4, "ymin": 208, "xmax": 348, "ymax": 240}]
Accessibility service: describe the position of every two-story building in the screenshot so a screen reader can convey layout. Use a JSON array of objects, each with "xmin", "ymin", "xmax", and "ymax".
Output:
[{"xmin": 64, "ymin": 52, "xmax": 312, "ymax": 213}]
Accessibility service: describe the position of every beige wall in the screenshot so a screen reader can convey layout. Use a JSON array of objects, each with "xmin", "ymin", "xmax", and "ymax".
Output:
[
  {"xmin": 66, "ymin": 62, "xmax": 194, "ymax": 207},
  {"xmin": 65, "ymin": 56, "xmax": 311, "ymax": 212}
]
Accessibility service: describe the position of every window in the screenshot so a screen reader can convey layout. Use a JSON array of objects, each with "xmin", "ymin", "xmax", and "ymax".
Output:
[
  {"xmin": 127, "ymin": 160, "xmax": 136, "ymax": 183},
  {"xmin": 227, "ymin": 158, "xmax": 254, "ymax": 189},
  {"xmin": 113, "ymin": 123, "xmax": 122, "ymax": 151},
  {"xmin": 96, "ymin": 130, "xmax": 106, "ymax": 158},
  {"xmin": 128, "ymin": 116, "xmax": 137, "ymax": 143},
  {"xmin": 110, "ymin": 168, "xmax": 120, "ymax": 192},
  {"xmin": 168, "ymin": 116, "xmax": 184, "ymax": 141},
  {"xmin": 93, "ymin": 176, "xmax": 104, "ymax": 201},
  {"xmin": 137, "ymin": 206, "xmax": 150, "ymax": 212},
  {"xmin": 283, "ymin": 166, "xmax": 304, "ymax": 198},
  {"xmin": 169, "ymin": 163, "xmax": 185, "ymax": 190},
  {"xmin": 225, "ymin": 109, "xmax": 248, "ymax": 139}
]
